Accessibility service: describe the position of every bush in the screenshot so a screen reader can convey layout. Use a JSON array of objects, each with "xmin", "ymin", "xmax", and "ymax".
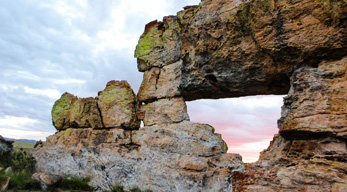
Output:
[
  {"xmin": 0, "ymin": 149, "xmax": 35, "ymax": 173},
  {"xmin": 109, "ymin": 185, "xmax": 152, "ymax": 192},
  {"xmin": 57, "ymin": 176, "xmax": 94, "ymax": 191},
  {"xmin": 111, "ymin": 184, "xmax": 125, "ymax": 192},
  {"xmin": 0, "ymin": 149, "xmax": 40, "ymax": 190},
  {"xmin": 7, "ymin": 170, "xmax": 40, "ymax": 190},
  {"xmin": 129, "ymin": 187, "xmax": 142, "ymax": 192}
]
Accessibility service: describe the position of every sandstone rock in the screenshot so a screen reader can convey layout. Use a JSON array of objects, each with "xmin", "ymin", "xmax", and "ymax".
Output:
[
  {"xmin": 32, "ymin": 172, "xmax": 62, "ymax": 190},
  {"xmin": 135, "ymin": 17, "xmax": 182, "ymax": 72},
  {"xmin": 135, "ymin": 0, "xmax": 346, "ymax": 101},
  {"xmin": 52, "ymin": 93, "xmax": 103, "ymax": 130},
  {"xmin": 137, "ymin": 60, "xmax": 182, "ymax": 102},
  {"xmin": 243, "ymin": 134, "xmax": 347, "ymax": 191},
  {"xmin": 97, "ymin": 80, "xmax": 140, "ymax": 129},
  {"xmin": 137, "ymin": 97, "xmax": 189, "ymax": 126},
  {"xmin": 279, "ymin": 57, "xmax": 347, "ymax": 139},
  {"xmin": 33, "ymin": 122, "xmax": 240, "ymax": 191},
  {"xmin": 134, "ymin": 121, "xmax": 228, "ymax": 155},
  {"xmin": 52, "ymin": 92, "xmax": 75, "ymax": 129}
]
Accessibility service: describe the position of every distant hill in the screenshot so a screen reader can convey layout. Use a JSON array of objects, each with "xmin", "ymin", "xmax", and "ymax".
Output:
[{"xmin": 5, "ymin": 138, "xmax": 37, "ymax": 143}]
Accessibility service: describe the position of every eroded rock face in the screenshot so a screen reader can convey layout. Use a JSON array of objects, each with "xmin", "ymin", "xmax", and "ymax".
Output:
[
  {"xmin": 137, "ymin": 97, "xmax": 189, "ymax": 126},
  {"xmin": 33, "ymin": 122, "xmax": 241, "ymax": 191},
  {"xmin": 135, "ymin": 0, "xmax": 346, "ymax": 101},
  {"xmin": 279, "ymin": 57, "xmax": 347, "ymax": 139}
]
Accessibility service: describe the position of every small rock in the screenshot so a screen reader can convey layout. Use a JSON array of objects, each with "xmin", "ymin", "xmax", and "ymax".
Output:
[{"xmin": 0, "ymin": 176, "xmax": 10, "ymax": 191}]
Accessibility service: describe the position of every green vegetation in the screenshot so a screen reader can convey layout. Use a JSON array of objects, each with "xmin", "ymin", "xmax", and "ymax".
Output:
[
  {"xmin": 0, "ymin": 149, "xmax": 40, "ymax": 190},
  {"xmin": 108, "ymin": 185, "xmax": 152, "ymax": 192},
  {"xmin": 12, "ymin": 140, "xmax": 35, "ymax": 153},
  {"xmin": 56, "ymin": 176, "xmax": 94, "ymax": 191}
]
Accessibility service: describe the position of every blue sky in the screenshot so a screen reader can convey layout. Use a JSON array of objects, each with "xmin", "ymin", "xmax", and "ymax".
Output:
[{"xmin": 0, "ymin": 0, "xmax": 284, "ymax": 162}]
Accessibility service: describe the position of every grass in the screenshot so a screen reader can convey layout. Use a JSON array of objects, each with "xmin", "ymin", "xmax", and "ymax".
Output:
[{"xmin": 12, "ymin": 141, "xmax": 35, "ymax": 153}]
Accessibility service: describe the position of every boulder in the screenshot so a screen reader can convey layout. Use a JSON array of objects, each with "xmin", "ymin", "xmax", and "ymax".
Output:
[
  {"xmin": 52, "ymin": 93, "xmax": 103, "ymax": 130},
  {"xmin": 97, "ymin": 80, "xmax": 140, "ymax": 129}
]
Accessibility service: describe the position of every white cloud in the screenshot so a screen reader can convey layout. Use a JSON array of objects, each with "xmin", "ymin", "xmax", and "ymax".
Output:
[
  {"xmin": 23, "ymin": 87, "xmax": 61, "ymax": 99},
  {"xmin": 0, "ymin": 115, "xmax": 38, "ymax": 128}
]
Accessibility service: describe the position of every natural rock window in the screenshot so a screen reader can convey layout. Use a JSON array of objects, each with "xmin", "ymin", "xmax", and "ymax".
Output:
[{"xmin": 187, "ymin": 95, "xmax": 284, "ymax": 162}]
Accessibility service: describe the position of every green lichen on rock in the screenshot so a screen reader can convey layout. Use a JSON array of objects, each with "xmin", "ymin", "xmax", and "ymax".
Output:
[
  {"xmin": 134, "ymin": 26, "xmax": 162, "ymax": 58},
  {"xmin": 215, "ymin": 133, "xmax": 229, "ymax": 152},
  {"xmin": 134, "ymin": 17, "xmax": 182, "ymax": 72},
  {"xmin": 134, "ymin": 22, "xmax": 163, "ymax": 70},
  {"xmin": 52, "ymin": 92, "xmax": 75, "ymax": 130},
  {"xmin": 69, "ymin": 98, "xmax": 103, "ymax": 129},
  {"xmin": 97, "ymin": 80, "xmax": 140, "ymax": 129}
]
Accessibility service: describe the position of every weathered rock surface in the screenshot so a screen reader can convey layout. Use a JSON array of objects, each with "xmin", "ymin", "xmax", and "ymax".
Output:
[
  {"xmin": 137, "ymin": 97, "xmax": 189, "ymax": 126},
  {"xmin": 137, "ymin": 60, "xmax": 182, "ymax": 102},
  {"xmin": 0, "ymin": 135, "xmax": 13, "ymax": 151},
  {"xmin": 34, "ymin": 0, "xmax": 346, "ymax": 191},
  {"xmin": 135, "ymin": 0, "xmax": 346, "ymax": 101},
  {"xmin": 52, "ymin": 80, "xmax": 139, "ymax": 130},
  {"xmin": 52, "ymin": 93, "xmax": 103, "ymax": 130},
  {"xmin": 33, "ymin": 122, "xmax": 241, "ymax": 191},
  {"xmin": 279, "ymin": 57, "xmax": 347, "ymax": 139},
  {"xmin": 97, "ymin": 80, "xmax": 140, "ymax": 129},
  {"xmin": 235, "ymin": 134, "xmax": 347, "ymax": 192}
]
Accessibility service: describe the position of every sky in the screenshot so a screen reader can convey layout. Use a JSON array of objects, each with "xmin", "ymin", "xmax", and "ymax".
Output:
[{"xmin": 0, "ymin": 0, "xmax": 284, "ymax": 162}]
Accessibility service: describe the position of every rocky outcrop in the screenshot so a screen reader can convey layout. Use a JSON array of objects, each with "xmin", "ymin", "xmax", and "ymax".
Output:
[
  {"xmin": 34, "ymin": 80, "xmax": 237, "ymax": 191},
  {"xmin": 52, "ymin": 80, "xmax": 139, "ymax": 130},
  {"xmin": 0, "ymin": 135, "xmax": 13, "ymax": 151},
  {"xmin": 34, "ymin": 0, "xmax": 346, "ymax": 191},
  {"xmin": 279, "ymin": 57, "xmax": 347, "ymax": 139}
]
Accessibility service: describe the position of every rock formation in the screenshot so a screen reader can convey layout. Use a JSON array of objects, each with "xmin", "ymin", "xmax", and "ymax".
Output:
[
  {"xmin": 33, "ymin": 0, "xmax": 346, "ymax": 191},
  {"xmin": 0, "ymin": 135, "xmax": 13, "ymax": 152}
]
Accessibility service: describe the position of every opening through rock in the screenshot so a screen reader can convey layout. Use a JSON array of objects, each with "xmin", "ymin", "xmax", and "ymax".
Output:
[{"xmin": 186, "ymin": 95, "xmax": 285, "ymax": 163}]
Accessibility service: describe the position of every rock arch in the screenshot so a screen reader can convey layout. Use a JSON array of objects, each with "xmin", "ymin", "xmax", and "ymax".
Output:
[{"xmin": 33, "ymin": 0, "xmax": 347, "ymax": 191}]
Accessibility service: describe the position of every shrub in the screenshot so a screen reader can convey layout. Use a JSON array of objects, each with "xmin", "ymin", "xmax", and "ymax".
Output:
[
  {"xmin": 111, "ymin": 184, "xmax": 125, "ymax": 192},
  {"xmin": 0, "ymin": 149, "xmax": 40, "ymax": 190},
  {"xmin": 129, "ymin": 187, "xmax": 142, "ymax": 192},
  {"xmin": 57, "ymin": 176, "xmax": 94, "ymax": 191}
]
